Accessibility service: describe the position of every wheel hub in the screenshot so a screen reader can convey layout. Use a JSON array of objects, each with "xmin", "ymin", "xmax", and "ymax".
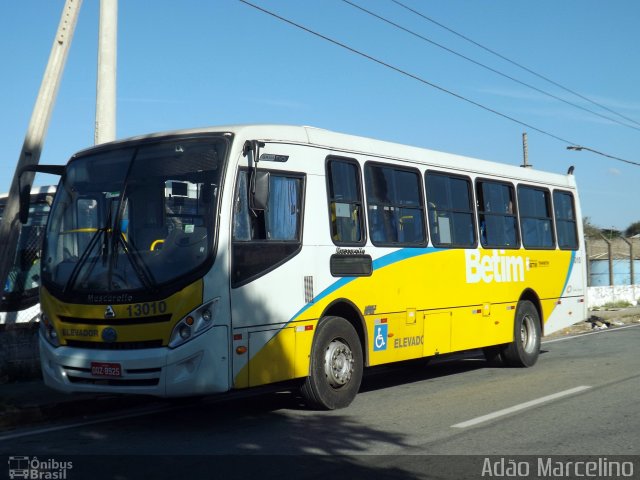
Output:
[
  {"xmin": 324, "ymin": 339, "xmax": 354, "ymax": 388},
  {"xmin": 521, "ymin": 314, "xmax": 536, "ymax": 353}
]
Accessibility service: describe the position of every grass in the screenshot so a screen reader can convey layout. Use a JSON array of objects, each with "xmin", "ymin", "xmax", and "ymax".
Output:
[{"xmin": 601, "ymin": 300, "xmax": 633, "ymax": 309}]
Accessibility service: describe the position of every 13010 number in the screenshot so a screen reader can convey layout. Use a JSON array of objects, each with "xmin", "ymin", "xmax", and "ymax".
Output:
[{"xmin": 126, "ymin": 301, "xmax": 167, "ymax": 317}]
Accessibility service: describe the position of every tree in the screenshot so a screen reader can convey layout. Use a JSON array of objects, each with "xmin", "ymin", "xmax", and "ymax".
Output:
[
  {"xmin": 582, "ymin": 217, "xmax": 602, "ymax": 239},
  {"xmin": 601, "ymin": 228, "xmax": 622, "ymax": 239},
  {"xmin": 625, "ymin": 221, "xmax": 640, "ymax": 238}
]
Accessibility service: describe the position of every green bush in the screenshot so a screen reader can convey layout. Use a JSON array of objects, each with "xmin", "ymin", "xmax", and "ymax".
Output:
[{"xmin": 602, "ymin": 300, "xmax": 632, "ymax": 309}]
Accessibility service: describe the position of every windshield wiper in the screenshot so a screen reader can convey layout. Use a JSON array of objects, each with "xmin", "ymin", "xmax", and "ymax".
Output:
[
  {"xmin": 106, "ymin": 149, "xmax": 157, "ymax": 293},
  {"xmin": 63, "ymin": 226, "xmax": 108, "ymax": 294},
  {"xmin": 116, "ymin": 233, "xmax": 157, "ymax": 292}
]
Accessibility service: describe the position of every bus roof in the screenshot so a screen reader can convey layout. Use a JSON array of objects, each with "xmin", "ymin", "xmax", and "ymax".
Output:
[{"xmin": 70, "ymin": 124, "xmax": 576, "ymax": 189}]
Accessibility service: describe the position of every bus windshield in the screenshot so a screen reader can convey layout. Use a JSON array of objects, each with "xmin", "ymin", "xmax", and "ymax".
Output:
[{"xmin": 42, "ymin": 136, "xmax": 228, "ymax": 296}]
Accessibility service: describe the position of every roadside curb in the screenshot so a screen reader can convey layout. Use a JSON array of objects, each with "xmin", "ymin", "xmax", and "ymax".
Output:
[{"xmin": 544, "ymin": 307, "xmax": 640, "ymax": 339}]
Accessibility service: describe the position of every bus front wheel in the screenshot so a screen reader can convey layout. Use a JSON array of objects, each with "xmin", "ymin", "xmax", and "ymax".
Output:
[
  {"xmin": 301, "ymin": 316, "xmax": 363, "ymax": 410},
  {"xmin": 502, "ymin": 300, "xmax": 541, "ymax": 367}
]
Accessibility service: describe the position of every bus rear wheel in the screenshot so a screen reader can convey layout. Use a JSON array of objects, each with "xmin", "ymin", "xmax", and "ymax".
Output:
[
  {"xmin": 502, "ymin": 300, "xmax": 541, "ymax": 367},
  {"xmin": 301, "ymin": 316, "xmax": 363, "ymax": 410}
]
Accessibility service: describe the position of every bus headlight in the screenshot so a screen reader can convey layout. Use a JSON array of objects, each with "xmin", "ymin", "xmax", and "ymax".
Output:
[
  {"xmin": 168, "ymin": 298, "xmax": 220, "ymax": 349},
  {"xmin": 40, "ymin": 311, "xmax": 60, "ymax": 347}
]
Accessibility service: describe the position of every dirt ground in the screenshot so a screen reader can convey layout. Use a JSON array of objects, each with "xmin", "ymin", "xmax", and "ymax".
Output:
[{"xmin": 545, "ymin": 306, "xmax": 640, "ymax": 339}]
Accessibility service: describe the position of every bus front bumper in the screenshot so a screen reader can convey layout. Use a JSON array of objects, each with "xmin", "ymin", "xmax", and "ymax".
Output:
[{"xmin": 39, "ymin": 326, "xmax": 229, "ymax": 397}]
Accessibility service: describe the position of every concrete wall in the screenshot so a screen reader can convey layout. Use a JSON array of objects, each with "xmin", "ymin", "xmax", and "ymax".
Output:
[{"xmin": 587, "ymin": 284, "xmax": 640, "ymax": 308}]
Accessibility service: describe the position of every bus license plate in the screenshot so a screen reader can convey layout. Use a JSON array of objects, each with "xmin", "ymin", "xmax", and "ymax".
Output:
[{"xmin": 90, "ymin": 362, "xmax": 122, "ymax": 377}]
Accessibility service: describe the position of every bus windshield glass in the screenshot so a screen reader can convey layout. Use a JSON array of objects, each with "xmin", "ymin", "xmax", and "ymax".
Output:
[
  {"xmin": 1, "ymin": 193, "xmax": 52, "ymax": 311},
  {"xmin": 42, "ymin": 136, "xmax": 227, "ymax": 295}
]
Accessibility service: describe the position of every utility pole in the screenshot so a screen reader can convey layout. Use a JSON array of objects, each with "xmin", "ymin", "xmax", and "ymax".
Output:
[
  {"xmin": 0, "ymin": 0, "xmax": 83, "ymax": 295},
  {"xmin": 95, "ymin": 0, "xmax": 117, "ymax": 145},
  {"xmin": 521, "ymin": 132, "xmax": 532, "ymax": 168},
  {"xmin": 621, "ymin": 236, "xmax": 635, "ymax": 285},
  {"xmin": 600, "ymin": 234, "xmax": 614, "ymax": 287}
]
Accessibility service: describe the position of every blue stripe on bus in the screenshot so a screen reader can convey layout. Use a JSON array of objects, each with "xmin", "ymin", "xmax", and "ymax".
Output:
[
  {"xmin": 371, "ymin": 246, "xmax": 438, "ymax": 270},
  {"xmin": 289, "ymin": 247, "xmax": 439, "ymax": 322},
  {"xmin": 560, "ymin": 250, "xmax": 577, "ymax": 296},
  {"xmin": 290, "ymin": 247, "xmax": 576, "ymax": 323}
]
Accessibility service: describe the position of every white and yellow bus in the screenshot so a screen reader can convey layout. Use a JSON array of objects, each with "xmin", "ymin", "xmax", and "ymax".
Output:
[{"xmin": 30, "ymin": 125, "xmax": 586, "ymax": 409}]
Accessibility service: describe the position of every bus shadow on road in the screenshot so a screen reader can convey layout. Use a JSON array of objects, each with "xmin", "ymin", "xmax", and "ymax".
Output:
[
  {"xmin": 358, "ymin": 352, "xmax": 489, "ymax": 394},
  {"xmin": 194, "ymin": 350, "xmax": 503, "ymax": 413}
]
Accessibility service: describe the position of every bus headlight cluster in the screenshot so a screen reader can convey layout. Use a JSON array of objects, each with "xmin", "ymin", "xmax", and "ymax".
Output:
[
  {"xmin": 39, "ymin": 311, "xmax": 60, "ymax": 347},
  {"xmin": 169, "ymin": 298, "xmax": 220, "ymax": 349}
]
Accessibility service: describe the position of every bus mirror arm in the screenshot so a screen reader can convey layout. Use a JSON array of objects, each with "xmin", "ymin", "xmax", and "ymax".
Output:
[
  {"xmin": 17, "ymin": 164, "xmax": 65, "ymax": 224},
  {"xmin": 243, "ymin": 140, "xmax": 269, "ymax": 211}
]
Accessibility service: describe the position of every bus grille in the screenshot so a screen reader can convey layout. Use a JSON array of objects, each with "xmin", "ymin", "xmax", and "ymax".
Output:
[
  {"xmin": 59, "ymin": 314, "xmax": 172, "ymax": 325},
  {"xmin": 67, "ymin": 376, "xmax": 160, "ymax": 387},
  {"xmin": 65, "ymin": 339, "xmax": 163, "ymax": 350}
]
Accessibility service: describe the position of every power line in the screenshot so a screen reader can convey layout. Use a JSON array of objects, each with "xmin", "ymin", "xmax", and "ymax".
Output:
[
  {"xmin": 391, "ymin": 0, "xmax": 640, "ymax": 129},
  {"xmin": 343, "ymin": 0, "xmax": 640, "ymax": 133},
  {"xmin": 238, "ymin": 1, "xmax": 571, "ymax": 143},
  {"xmin": 566, "ymin": 145, "xmax": 640, "ymax": 167},
  {"xmin": 237, "ymin": 0, "xmax": 640, "ymax": 168}
]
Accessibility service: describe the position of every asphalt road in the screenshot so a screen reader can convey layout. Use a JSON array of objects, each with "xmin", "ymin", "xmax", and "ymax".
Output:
[{"xmin": 1, "ymin": 325, "xmax": 639, "ymax": 479}]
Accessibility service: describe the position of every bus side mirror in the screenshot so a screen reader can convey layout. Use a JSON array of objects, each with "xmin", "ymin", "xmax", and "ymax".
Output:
[
  {"xmin": 16, "ymin": 163, "xmax": 65, "ymax": 224},
  {"xmin": 19, "ymin": 184, "xmax": 32, "ymax": 224},
  {"xmin": 250, "ymin": 170, "xmax": 270, "ymax": 211}
]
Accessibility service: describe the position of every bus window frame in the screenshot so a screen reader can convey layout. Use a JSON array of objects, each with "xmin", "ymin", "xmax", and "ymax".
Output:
[
  {"xmin": 324, "ymin": 155, "xmax": 367, "ymax": 247},
  {"xmin": 424, "ymin": 169, "xmax": 478, "ymax": 249},
  {"xmin": 517, "ymin": 184, "xmax": 556, "ymax": 250},
  {"xmin": 475, "ymin": 177, "xmax": 521, "ymax": 250},
  {"xmin": 552, "ymin": 189, "xmax": 579, "ymax": 251},
  {"xmin": 231, "ymin": 167, "xmax": 306, "ymax": 288},
  {"xmin": 364, "ymin": 160, "xmax": 428, "ymax": 248}
]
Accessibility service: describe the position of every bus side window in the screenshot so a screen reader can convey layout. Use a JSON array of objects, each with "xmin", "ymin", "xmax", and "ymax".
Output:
[
  {"xmin": 553, "ymin": 190, "xmax": 578, "ymax": 250},
  {"xmin": 233, "ymin": 171, "xmax": 266, "ymax": 240},
  {"xmin": 476, "ymin": 180, "xmax": 519, "ymax": 249},
  {"xmin": 232, "ymin": 168, "xmax": 305, "ymax": 286},
  {"xmin": 233, "ymin": 172, "xmax": 252, "ymax": 240},
  {"xmin": 425, "ymin": 172, "xmax": 476, "ymax": 248},
  {"xmin": 326, "ymin": 157, "xmax": 364, "ymax": 245},
  {"xmin": 364, "ymin": 163, "xmax": 426, "ymax": 247},
  {"xmin": 266, "ymin": 176, "xmax": 301, "ymax": 240},
  {"xmin": 518, "ymin": 185, "xmax": 555, "ymax": 249}
]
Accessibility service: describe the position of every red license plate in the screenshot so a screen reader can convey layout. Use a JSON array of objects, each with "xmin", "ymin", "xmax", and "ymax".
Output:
[{"xmin": 90, "ymin": 362, "xmax": 122, "ymax": 377}]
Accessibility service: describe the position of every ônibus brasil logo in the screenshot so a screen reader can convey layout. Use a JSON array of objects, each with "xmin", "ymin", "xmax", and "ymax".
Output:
[{"xmin": 8, "ymin": 456, "xmax": 73, "ymax": 479}]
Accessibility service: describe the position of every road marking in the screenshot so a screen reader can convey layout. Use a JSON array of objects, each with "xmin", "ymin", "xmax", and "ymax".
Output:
[
  {"xmin": 451, "ymin": 385, "xmax": 592, "ymax": 429},
  {"xmin": 543, "ymin": 323, "xmax": 640, "ymax": 344}
]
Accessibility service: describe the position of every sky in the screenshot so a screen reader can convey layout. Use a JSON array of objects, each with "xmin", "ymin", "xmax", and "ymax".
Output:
[{"xmin": 1, "ymin": 0, "xmax": 639, "ymax": 230}]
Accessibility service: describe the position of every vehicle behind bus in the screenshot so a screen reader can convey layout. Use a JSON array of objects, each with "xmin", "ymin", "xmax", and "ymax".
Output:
[
  {"xmin": 1, "ymin": 186, "xmax": 55, "ymax": 325},
  {"xmin": 1, "ymin": 186, "xmax": 55, "ymax": 380}
]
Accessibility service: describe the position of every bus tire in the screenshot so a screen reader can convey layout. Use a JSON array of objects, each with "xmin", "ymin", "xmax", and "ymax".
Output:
[
  {"xmin": 502, "ymin": 300, "xmax": 541, "ymax": 367},
  {"xmin": 301, "ymin": 316, "xmax": 363, "ymax": 410}
]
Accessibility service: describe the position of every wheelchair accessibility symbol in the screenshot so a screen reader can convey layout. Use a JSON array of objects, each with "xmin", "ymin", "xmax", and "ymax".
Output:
[{"xmin": 373, "ymin": 324, "xmax": 388, "ymax": 351}]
